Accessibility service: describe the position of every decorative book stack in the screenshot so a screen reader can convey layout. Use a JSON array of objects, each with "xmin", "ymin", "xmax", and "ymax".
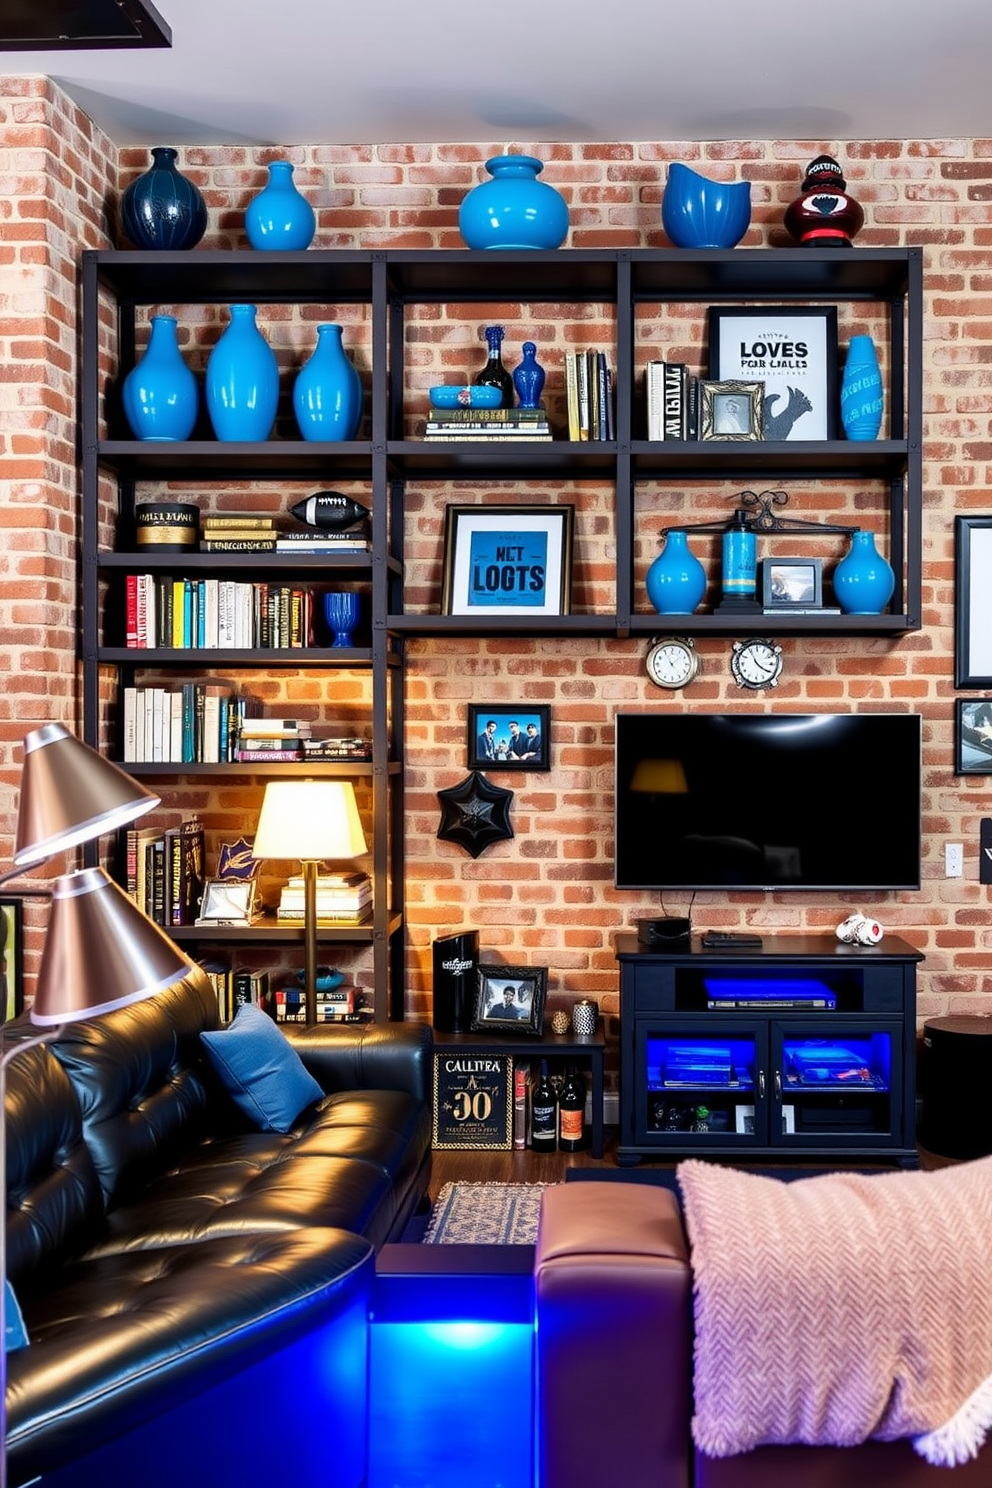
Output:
[
  {"xmin": 271, "ymin": 985, "xmax": 367, "ymax": 1023},
  {"xmin": 200, "ymin": 514, "xmax": 285, "ymax": 552},
  {"xmin": 236, "ymin": 716, "xmax": 312, "ymax": 762},
  {"xmin": 424, "ymin": 406, "xmax": 552, "ymax": 441},
  {"xmin": 274, "ymin": 527, "xmax": 370, "ymax": 554},
  {"xmin": 275, "ymin": 870, "xmax": 372, "ymax": 925},
  {"xmin": 646, "ymin": 360, "xmax": 698, "ymax": 441},
  {"xmin": 300, "ymin": 735, "xmax": 373, "ymax": 761}
]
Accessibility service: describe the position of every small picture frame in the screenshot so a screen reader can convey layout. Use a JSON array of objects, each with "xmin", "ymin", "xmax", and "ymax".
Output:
[
  {"xmin": 762, "ymin": 557, "xmax": 823, "ymax": 610},
  {"xmin": 195, "ymin": 877, "xmax": 258, "ymax": 926},
  {"xmin": 955, "ymin": 698, "xmax": 992, "ymax": 775},
  {"xmin": 441, "ymin": 504, "xmax": 574, "ymax": 617},
  {"xmin": 1, "ymin": 900, "xmax": 24, "ymax": 1023},
  {"xmin": 467, "ymin": 704, "xmax": 551, "ymax": 771},
  {"xmin": 699, "ymin": 380, "xmax": 764, "ymax": 442},
  {"xmin": 954, "ymin": 515, "xmax": 992, "ymax": 687},
  {"xmin": 471, "ymin": 964, "xmax": 548, "ymax": 1036},
  {"xmin": 735, "ymin": 1103, "xmax": 756, "ymax": 1136},
  {"xmin": 708, "ymin": 305, "xmax": 839, "ymax": 440}
]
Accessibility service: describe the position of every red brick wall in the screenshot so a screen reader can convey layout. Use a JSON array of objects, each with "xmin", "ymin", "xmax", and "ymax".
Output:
[{"xmin": 1, "ymin": 84, "xmax": 990, "ymax": 1029}]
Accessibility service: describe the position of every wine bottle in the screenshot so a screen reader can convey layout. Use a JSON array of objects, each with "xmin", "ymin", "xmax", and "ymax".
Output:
[
  {"xmin": 474, "ymin": 324, "xmax": 514, "ymax": 409},
  {"xmin": 530, "ymin": 1058, "xmax": 558, "ymax": 1150},
  {"xmin": 558, "ymin": 1063, "xmax": 585, "ymax": 1152}
]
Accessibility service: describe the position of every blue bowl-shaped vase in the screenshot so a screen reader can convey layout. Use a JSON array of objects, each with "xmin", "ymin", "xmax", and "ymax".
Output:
[
  {"xmin": 661, "ymin": 162, "xmax": 751, "ymax": 250},
  {"xmin": 429, "ymin": 385, "xmax": 503, "ymax": 410}
]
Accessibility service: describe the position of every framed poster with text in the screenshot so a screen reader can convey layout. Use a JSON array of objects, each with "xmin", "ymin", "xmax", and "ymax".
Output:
[
  {"xmin": 441, "ymin": 505, "xmax": 574, "ymax": 616},
  {"xmin": 708, "ymin": 305, "xmax": 839, "ymax": 440},
  {"xmin": 432, "ymin": 1051, "xmax": 513, "ymax": 1149}
]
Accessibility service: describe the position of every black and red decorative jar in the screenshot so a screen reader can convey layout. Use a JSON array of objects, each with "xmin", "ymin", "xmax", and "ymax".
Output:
[{"xmin": 784, "ymin": 155, "xmax": 864, "ymax": 248}]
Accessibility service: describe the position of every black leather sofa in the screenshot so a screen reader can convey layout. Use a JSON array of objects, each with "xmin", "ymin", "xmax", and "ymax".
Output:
[{"xmin": 4, "ymin": 967, "xmax": 432, "ymax": 1488}]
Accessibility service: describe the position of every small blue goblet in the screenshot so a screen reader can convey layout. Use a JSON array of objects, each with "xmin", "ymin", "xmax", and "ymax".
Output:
[{"xmin": 324, "ymin": 590, "xmax": 359, "ymax": 647}]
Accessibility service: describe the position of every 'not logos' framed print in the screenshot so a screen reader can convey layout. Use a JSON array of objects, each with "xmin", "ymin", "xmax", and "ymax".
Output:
[
  {"xmin": 708, "ymin": 305, "xmax": 839, "ymax": 440},
  {"xmin": 442, "ymin": 504, "xmax": 574, "ymax": 616}
]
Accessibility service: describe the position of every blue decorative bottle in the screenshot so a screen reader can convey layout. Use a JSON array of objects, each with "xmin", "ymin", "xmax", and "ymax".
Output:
[
  {"xmin": 721, "ymin": 508, "xmax": 757, "ymax": 600},
  {"xmin": 245, "ymin": 161, "xmax": 316, "ymax": 251},
  {"xmin": 293, "ymin": 324, "xmax": 363, "ymax": 441},
  {"xmin": 841, "ymin": 335, "xmax": 884, "ymax": 440},
  {"xmin": 458, "ymin": 155, "xmax": 569, "ymax": 250},
  {"xmin": 205, "ymin": 305, "xmax": 279, "ymax": 442},
  {"xmin": 122, "ymin": 315, "xmax": 199, "ymax": 441},
  {"xmin": 832, "ymin": 529, "xmax": 895, "ymax": 614},
  {"xmin": 120, "ymin": 147, "xmax": 207, "ymax": 250},
  {"xmin": 512, "ymin": 342, "xmax": 546, "ymax": 409},
  {"xmin": 645, "ymin": 530, "xmax": 708, "ymax": 615}
]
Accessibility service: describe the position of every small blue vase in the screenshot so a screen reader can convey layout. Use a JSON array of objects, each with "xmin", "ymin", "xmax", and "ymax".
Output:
[
  {"xmin": 122, "ymin": 315, "xmax": 198, "ymax": 441},
  {"xmin": 841, "ymin": 335, "xmax": 884, "ymax": 440},
  {"xmin": 205, "ymin": 305, "xmax": 279, "ymax": 442},
  {"xmin": 245, "ymin": 161, "xmax": 316, "ymax": 251},
  {"xmin": 661, "ymin": 162, "xmax": 751, "ymax": 249},
  {"xmin": 324, "ymin": 590, "xmax": 359, "ymax": 647},
  {"xmin": 832, "ymin": 529, "xmax": 895, "ymax": 614},
  {"xmin": 293, "ymin": 324, "xmax": 363, "ymax": 441},
  {"xmin": 512, "ymin": 342, "xmax": 546, "ymax": 409},
  {"xmin": 458, "ymin": 155, "xmax": 569, "ymax": 250},
  {"xmin": 645, "ymin": 530, "xmax": 708, "ymax": 615},
  {"xmin": 120, "ymin": 147, "xmax": 207, "ymax": 251}
]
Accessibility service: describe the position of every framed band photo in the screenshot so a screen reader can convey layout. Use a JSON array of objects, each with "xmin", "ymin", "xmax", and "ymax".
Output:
[
  {"xmin": 708, "ymin": 305, "xmax": 839, "ymax": 440},
  {"xmin": 954, "ymin": 515, "xmax": 992, "ymax": 687},
  {"xmin": 441, "ymin": 505, "xmax": 574, "ymax": 617},
  {"xmin": 468, "ymin": 704, "xmax": 551, "ymax": 771},
  {"xmin": 699, "ymin": 380, "xmax": 763, "ymax": 442},
  {"xmin": 471, "ymin": 964, "xmax": 548, "ymax": 1036}
]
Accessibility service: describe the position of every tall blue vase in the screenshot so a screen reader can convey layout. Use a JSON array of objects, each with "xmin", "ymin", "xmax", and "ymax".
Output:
[
  {"xmin": 512, "ymin": 342, "xmax": 546, "ymax": 409},
  {"xmin": 245, "ymin": 161, "xmax": 316, "ymax": 250},
  {"xmin": 841, "ymin": 334, "xmax": 884, "ymax": 440},
  {"xmin": 120, "ymin": 147, "xmax": 207, "ymax": 250},
  {"xmin": 122, "ymin": 315, "xmax": 199, "ymax": 441},
  {"xmin": 292, "ymin": 324, "xmax": 363, "ymax": 441},
  {"xmin": 645, "ymin": 530, "xmax": 708, "ymax": 615},
  {"xmin": 205, "ymin": 305, "xmax": 279, "ymax": 442},
  {"xmin": 832, "ymin": 529, "xmax": 895, "ymax": 614},
  {"xmin": 458, "ymin": 155, "xmax": 569, "ymax": 250}
]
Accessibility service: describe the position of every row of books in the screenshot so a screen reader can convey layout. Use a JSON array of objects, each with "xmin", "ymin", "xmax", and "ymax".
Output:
[
  {"xmin": 122, "ymin": 692, "xmax": 372, "ymax": 766},
  {"xmin": 270, "ymin": 986, "xmax": 368, "ymax": 1023},
  {"xmin": 197, "ymin": 964, "xmax": 368, "ymax": 1025},
  {"xmin": 565, "ymin": 350, "xmax": 614, "ymax": 441},
  {"xmin": 200, "ymin": 513, "xmax": 370, "ymax": 554},
  {"xmin": 275, "ymin": 871, "xmax": 372, "ymax": 925},
  {"xmin": 645, "ymin": 360, "xmax": 699, "ymax": 441},
  {"xmin": 423, "ymin": 407, "xmax": 552, "ymax": 442},
  {"xmin": 126, "ymin": 576, "xmax": 322, "ymax": 650},
  {"xmin": 125, "ymin": 817, "xmax": 205, "ymax": 927}
]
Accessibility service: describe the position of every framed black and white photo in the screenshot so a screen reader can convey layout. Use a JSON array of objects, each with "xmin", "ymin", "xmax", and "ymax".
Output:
[
  {"xmin": 762, "ymin": 557, "xmax": 823, "ymax": 610},
  {"xmin": 955, "ymin": 698, "xmax": 992, "ymax": 774},
  {"xmin": 708, "ymin": 305, "xmax": 839, "ymax": 440},
  {"xmin": 1, "ymin": 900, "xmax": 24, "ymax": 1023},
  {"xmin": 441, "ymin": 504, "xmax": 574, "ymax": 617},
  {"xmin": 471, "ymin": 963, "xmax": 548, "ymax": 1036},
  {"xmin": 955, "ymin": 515, "xmax": 992, "ymax": 687},
  {"xmin": 699, "ymin": 379, "xmax": 764, "ymax": 441},
  {"xmin": 467, "ymin": 704, "xmax": 551, "ymax": 771},
  {"xmin": 195, "ymin": 877, "xmax": 258, "ymax": 926}
]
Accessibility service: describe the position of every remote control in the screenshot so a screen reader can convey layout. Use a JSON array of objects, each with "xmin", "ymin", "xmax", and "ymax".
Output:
[{"xmin": 701, "ymin": 930, "xmax": 764, "ymax": 949}]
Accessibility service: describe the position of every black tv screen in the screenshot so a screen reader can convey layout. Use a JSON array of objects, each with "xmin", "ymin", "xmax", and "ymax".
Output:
[{"xmin": 614, "ymin": 713, "xmax": 922, "ymax": 892}]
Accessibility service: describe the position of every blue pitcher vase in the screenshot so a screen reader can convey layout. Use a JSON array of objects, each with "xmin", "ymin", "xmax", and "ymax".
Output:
[
  {"xmin": 293, "ymin": 324, "xmax": 363, "ymax": 441},
  {"xmin": 122, "ymin": 315, "xmax": 199, "ymax": 441},
  {"xmin": 120, "ymin": 146, "xmax": 207, "ymax": 250},
  {"xmin": 512, "ymin": 342, "xmax": 546, "ymax": 409},
  {"xmin": 832, "ymin": 529, "xmax": 895, "ymax": 614},
  {"xmin": 458, "ymin": 155, "xmax": 569, "ymax": 250},
  {"xmin": 841, "ymin": 334, "xmax": 884, "ymax": 440},
  {"xmin": 205, "ymin": 305, "xmax": 279, "ymax": 442},
  {"xmin": 245, "ymin": 160, "xmax": 316, "ymax": 251},
  {"xmin": 645, "ymin": 530, "xmax": 708, "ymax": 615}
]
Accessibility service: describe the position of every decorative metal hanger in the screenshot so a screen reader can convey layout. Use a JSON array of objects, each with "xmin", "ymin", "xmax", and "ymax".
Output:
[{"xmin": 658, "ymin": 489, "xmax": 857, "ymax": 538}]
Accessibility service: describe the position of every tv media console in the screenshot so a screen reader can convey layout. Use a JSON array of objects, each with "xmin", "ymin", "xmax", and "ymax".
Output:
[{"xmin": 615, "ymin": 933, "xmax": 923, "ymax": 1166}]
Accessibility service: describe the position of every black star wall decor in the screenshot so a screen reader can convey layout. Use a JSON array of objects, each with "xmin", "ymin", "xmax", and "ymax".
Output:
[{"xmin": 436, "ymin": 771, "xmax": 514, "ymax": 859}]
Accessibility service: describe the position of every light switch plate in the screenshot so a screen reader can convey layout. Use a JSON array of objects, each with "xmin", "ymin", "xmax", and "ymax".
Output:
[{"xmin": 946, "ymin": 842, "xmax": 963, "ymax": 878}]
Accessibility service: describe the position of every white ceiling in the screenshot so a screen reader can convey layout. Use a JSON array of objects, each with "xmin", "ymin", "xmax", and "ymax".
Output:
[{"xmin": 3, "ymin": 0, "xmax": 991, "ymax": 148}]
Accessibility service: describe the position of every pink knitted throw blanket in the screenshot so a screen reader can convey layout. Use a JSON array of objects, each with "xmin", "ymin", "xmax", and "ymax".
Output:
[{"xmin": 677, "ymin": 1156, "xmax": 992, "ymax": 1466}]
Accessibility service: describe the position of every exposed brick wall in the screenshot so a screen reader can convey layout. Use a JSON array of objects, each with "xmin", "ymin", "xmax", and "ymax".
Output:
[{"xmin": 3, "ymin": 84, "xmax": 991, "ymax": 1034}]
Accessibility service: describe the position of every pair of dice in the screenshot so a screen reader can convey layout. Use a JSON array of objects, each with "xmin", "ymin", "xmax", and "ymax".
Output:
[{"xmin": 835, "ymin": 912, "xmax": 883, "ymax": 946}]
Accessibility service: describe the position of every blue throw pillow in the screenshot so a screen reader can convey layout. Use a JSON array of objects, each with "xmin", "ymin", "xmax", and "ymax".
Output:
[
  {"xmin": 5, "ymin": 1279, "xmax": 28, "ymax": 1352},
  {"xmin": 200, "ymin": 1004, "xmax": 323, "ymax": 1133}
]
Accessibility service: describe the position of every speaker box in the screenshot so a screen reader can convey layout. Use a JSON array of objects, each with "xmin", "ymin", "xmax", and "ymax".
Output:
[
  {"xmin": 432, "ymin": 930, "xmax": 479, "ymax": 1032},
  {"xmin": 637, "ymin": 917, "xmax": 691, "ymax": 951}
]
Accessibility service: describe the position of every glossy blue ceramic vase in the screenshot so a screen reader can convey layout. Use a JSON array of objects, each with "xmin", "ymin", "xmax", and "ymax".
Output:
[
  {"xmin": 841, "ymin": 335, "xmax": 884, "ymax": 440},
  {"xmin": 122, "ymin": 315, "xmax": 199, "ymax": 441},
  {"xmin": 245, "ymin": 161, "xmax": 316, "ymax": 250},
  {"xmin": 205, "ymin": 304, "xmax": 279, "ymax": 442},
  {"xmin": 120, "ymin": 147, "xmax": 207, "ymax": 250},
  {"xmin": 661, "ymin": 162, "xmax": 751, "ymax": 249},
  {"xmin": 832, "ymin": 529, "xmax": 895, "ymax": 614},
  {"xmin": 512, "ymin": 342, "xmax": 546, "ymax": 408},
  {"xmin": 293, "ymin": 323, "xmax": 363, "ymax": 441},
  {"xmin": 645, "ymin": 530, "xmax": 708, "ymax": 615},
  {"xmin": 458, "ymin": 155, "xmax": 569, "ymax": 250},
  {"xmin": 324, "ymin": 590, "xmax": 359, "ymax": 647}
]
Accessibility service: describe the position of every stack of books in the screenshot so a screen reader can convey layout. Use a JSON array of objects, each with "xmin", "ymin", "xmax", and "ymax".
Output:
[
  {"xmin": 270, "ymin": 984, "xmax": 367, "ymax": 1023},
  {"xmin": 423, "ymin": 407, "xmax": 552, "ymax": 441},
  {"xmin": 645, "ymin": 360, "xmax": 698, "ymax": 440},
  {"xmin": 275, "ymin": 871, "xmax": 372, "ymax": 925},
  {"xmin": 274, "ymin": 527, "xmax": 371, "ymax": 554},
  {"xmin": 235, "ymin": 716, "xmax": 312, "ymax": 762},
  {"xmin": 301, "ymin": 735, "xmax": 373, "ymax": 761},
  {"xmin": 565, "ymin": 350, "xmax": 614, "ymax": 441},
  {"xmin": 200, "ymin": 515, "xmax": 285, "ymax": 552}
]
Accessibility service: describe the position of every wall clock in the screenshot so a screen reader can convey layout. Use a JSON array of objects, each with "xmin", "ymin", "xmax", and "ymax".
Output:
[
  {"xmin": 645, "ymin": 636, "xmax": 699, "ymax": 690},
  {"xmin": 730, "ymin": 638, "xmax": 783, "ymax": 690}
]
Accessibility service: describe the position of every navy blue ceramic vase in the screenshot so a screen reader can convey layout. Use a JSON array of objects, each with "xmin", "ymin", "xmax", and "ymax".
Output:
[
  {"xmin": 512, "ymin": 342, "xmax": 546, "ymax": 409},
  {"xmin": 293, "ymin": 324, "xmax": 363, "ymax": 441},
  {"xmin": 458, "ymin": 155, "xmax": 569, "ymax": 250},
  {"xmin": 645, "ymin": 530, "xmax": 708, "ymax": 615},
  {"xmin": 122, "ymin": 315, "xmax": 199, "ymax": 441},
  {"xmin": 245, "ymin": 161, "xmax": 316, "ymax": 250},
  {"xmin": 832, "ymin": 529, "xmax": 895, "ymax": 614},
  {"xmin": 120, "ymin": 147, "xmax": 207, "ymax": 251},
  {"xmin": 205, "ymin": 305, "xmax": 279, "ymax": 442}
]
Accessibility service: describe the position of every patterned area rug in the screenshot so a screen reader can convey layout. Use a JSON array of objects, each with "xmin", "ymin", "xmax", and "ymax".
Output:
[{"xmin": 423, "ymin": 1181, "xmax": 552, "ymax": 1244}]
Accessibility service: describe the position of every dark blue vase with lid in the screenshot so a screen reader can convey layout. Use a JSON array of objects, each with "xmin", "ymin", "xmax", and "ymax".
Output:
[
  {"xmin": 245, "ymin": 161, "xmax": 316, "ymax": 250},
  {"xmin": 122, "ymin": 314, "xmax": 199, "ymax": 441},
  {"xmin": 293, "ymin": 323, "xmax": 363, "ymax": 441},
  {"xmin": 120, "ymin": 147, "xmax": 208, "ymax": 250},
  {"xmin": 205, "ymin": 305, "xmax": 279, "ymax": 442},
  {"xmin": 512, "ymin": 342, "xmax": 546, "ymax": 409}
]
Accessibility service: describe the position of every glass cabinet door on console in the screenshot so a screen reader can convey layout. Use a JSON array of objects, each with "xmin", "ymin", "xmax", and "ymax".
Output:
[
  {"xmin": 773, "ymin": 1021, "xmax": 903, "ymax": 1151},
  {"xmin": 634, "ymin": 1022, "xmax": 765, "ymax": 1149}
]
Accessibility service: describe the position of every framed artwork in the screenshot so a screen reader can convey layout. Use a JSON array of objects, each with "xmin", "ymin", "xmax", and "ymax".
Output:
[
  {"xmin": 467, "ymin": 704, "xmax": 551, "ymax": 771},
  {"xmin": 761, "ymin": 557, "xmax": 823, "ymax": 610},
  {"xmin": 699, "ymin": 379, "xmax": 763, "ymax": 441},
  {"xmin": 195, "ymin": 877, "xmax": 258, "ymax": 925},
  {"xmin": 471, "ymin": 964, "xmax": 548, "ymax": 1036},
  {"xmin": 441, "ymin": 504, "xmax": 574, "ymax": 617},
  {"xmin": 1, "ymin": 900, "xmax": 24, "ymax": 1023},
  {"xmin": 954, "ymin": 515, "xmax": 992, "ymax": 687},
  {"xmin": 955, "ymin": 698, "xmax": 992, "ymax": 775},
  {"xmin": 708, "ymin": 305, "xmax": 839, "ymax": 440},
  {"xmin": 432, "ymin": 1052, "xmax": 513, "ymax": 1150}
]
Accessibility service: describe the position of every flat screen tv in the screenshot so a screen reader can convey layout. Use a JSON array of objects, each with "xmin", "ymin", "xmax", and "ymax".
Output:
[{"xmin": 614, "ymin": 713, "xmax": 922, "ymax": 893}]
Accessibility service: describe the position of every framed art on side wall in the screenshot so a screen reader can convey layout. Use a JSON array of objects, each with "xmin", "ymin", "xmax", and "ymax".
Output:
[
  {"xmin": 1, "ymin": 899, "xmax": 24, "ymax": 1023},
  {"xmin": 955, "ymin": 516, "xmax": 992, "ymax": 687},
  {"xmin": 442, "ymin": 505, "xmax": 574, "ymax": 617},
  {"xmin": 708, "ymin": 305, "xmax": 839, "ymax": 440},
  {"xmin": 955, "ymin": 698, "xmax": 992, "ymax": 775}
]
